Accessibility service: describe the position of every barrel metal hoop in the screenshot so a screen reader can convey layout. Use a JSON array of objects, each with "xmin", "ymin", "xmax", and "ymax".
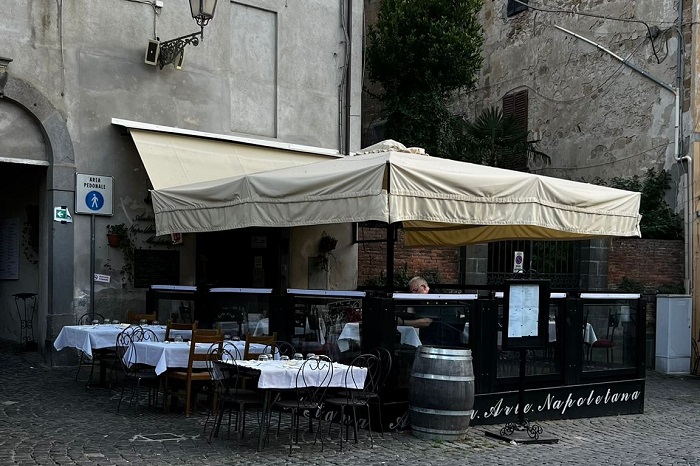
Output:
[
  {"xmin": 411, "ymin": 372, "xmax": 475, "ymax": 382},
  {"xmin": 419, "ymin": 353, "xmax": 473, "ymax": 361},
  {"xmin": 411, "ymin": 425, "xmax": 471, "ymax": 435},
  {"xmin": 409, "ymin": 405, "xmax": 473, "ymax": 416},
  {"xmin": 418, "ymin": 346, "xmax": 472, "ymax": 359}
]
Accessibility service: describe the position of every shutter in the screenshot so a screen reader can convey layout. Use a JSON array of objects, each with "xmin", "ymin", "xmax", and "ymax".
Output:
[
  {"xmin": 501, "ymin": 90, "xmax": 529, "ymax": 171},
  {"xmin": 502, "ymin": 90, "xmax": 528, "ymax": 131},
  {"xmin": 507, "ymin": 0, "xmax": 529, "ymax": 17}
]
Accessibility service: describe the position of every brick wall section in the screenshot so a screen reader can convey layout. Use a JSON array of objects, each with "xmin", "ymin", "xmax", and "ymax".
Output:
[
  {"xmin": 357, "ymin": 227, "xmax": 460, "ymax": 285},
  {"xmin": 607, "ymin": 238, "xmax": 684, "ymax": 290},
  {"xmin": 359, "ymin": 233, "xmax": 683, "ymax": 291}
]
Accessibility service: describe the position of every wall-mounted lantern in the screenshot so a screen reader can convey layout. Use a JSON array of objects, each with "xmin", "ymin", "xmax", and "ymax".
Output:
[{"xmin": 145, "ymin": 0, "xmax": 218, "ymax": 70}]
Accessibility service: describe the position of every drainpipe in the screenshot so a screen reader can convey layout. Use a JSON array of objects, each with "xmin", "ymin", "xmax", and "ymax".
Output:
[{"xmin": 555, "ymin": 25, "xmax": 693, "ymax": 294}]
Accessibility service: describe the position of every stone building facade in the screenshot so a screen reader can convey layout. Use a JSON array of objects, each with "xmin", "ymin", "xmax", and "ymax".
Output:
[{"xmin": 0, "ymin": 0, "xmax": 364, "ymax": 362}]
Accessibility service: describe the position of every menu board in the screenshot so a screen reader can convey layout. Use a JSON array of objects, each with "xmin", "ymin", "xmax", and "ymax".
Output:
[
  {"xmin": 0, "ymin": 218, "xmax": 20, "ymax": 280},
  {"xmin": 133, "ymin": 249, "xmax": 180, "ymax": 289},
  {"xmin": 502, "ymin": 279, "xmax": 550, "ymax": 349}
]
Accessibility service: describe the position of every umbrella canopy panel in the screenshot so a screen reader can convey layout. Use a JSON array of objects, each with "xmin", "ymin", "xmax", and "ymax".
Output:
[{"xmin": 151, "ymin": 144, "xmax": 641, "ymax": 246}]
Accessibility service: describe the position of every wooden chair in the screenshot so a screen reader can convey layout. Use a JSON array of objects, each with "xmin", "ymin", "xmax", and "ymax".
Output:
[
  {"xmin": 127, "ymin": 312, "xmax": 157, "ymax": 324},
  {"xmin": 243, "ymin": 332, "xmax": 277, "ymax": 360},
  {"xmin": 164, "ymin": 329, "xmax": 223, "ymax": 417},
  {"xmin": 165, "ymin": 320, "xmax": 198, "ymax": 341}
]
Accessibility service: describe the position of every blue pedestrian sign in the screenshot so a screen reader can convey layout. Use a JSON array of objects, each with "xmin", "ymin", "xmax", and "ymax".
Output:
[{"xmin": 75, "ymin": 173, "xmax": 113, "ymax": 216}]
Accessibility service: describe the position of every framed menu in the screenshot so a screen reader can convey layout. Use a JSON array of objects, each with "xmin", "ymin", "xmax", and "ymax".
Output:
[{"xmin": 502, "ymin": 279, "xmax": 550, "ymax": 350}]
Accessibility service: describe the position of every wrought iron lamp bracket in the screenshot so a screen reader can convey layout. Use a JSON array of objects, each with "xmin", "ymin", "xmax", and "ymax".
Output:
[{"xmin": 157, "ymin": 31, "xmax": 202, "ymax": 69}]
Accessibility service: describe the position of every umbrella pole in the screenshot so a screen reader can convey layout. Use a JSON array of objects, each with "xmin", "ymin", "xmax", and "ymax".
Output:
[{"xmin": 386, "ymin": 223, "xmax": 395, "ymax": 291}]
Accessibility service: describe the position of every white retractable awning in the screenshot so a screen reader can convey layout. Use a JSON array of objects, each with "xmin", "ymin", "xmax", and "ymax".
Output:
[{"xmin": 112, "ymin": 118, "xmax": 339, "ymax": 190}]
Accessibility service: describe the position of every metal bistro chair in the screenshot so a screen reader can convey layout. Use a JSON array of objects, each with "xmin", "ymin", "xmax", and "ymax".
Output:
[
  {"xmin": 325, "ymin": 353, "xmax": 380, "ymax": 450},
  {"xmin": 273, "ymin": 341, "xmax": 297, "ymax": 360},
  {"xmin": 271, "ymin": 356, "xmax": 334, "ymax": 455},
  {"xmin": 75, "ymin": 312, "xmax": 104, "ymax": 386},
  {"xmin": 115, "ymin": 328, "xmax": 161, "ymax": 412},
  {"xmin": 131, "ymin": 326, "xmax": 160, "ymax": 343},
  {"xmin": 204, "ymin": 345, "xmax": 261, "ymax": 442}
]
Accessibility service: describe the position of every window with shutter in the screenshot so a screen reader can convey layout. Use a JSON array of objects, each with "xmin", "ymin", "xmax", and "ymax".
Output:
[
  {"xmin": 507, "ymin": 0, "xmax": 528, "ymax": 17},
  {"xmin": 501, "ymin": 90, "xmax": 528, "ymax": 171}
]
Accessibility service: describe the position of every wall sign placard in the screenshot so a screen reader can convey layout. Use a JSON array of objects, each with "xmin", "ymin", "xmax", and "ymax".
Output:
[{"xmin": 502, "ymin": 279, "xmax": 550, "ymax": 350}]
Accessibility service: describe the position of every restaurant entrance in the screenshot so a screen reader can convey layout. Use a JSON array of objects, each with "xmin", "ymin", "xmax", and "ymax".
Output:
[{"xmin": 195, "ymin": 227, "xmax": 289, "ymax": 290}]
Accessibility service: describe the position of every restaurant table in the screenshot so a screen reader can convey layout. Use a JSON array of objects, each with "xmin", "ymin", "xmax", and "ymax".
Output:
[
  {"xmin": 54, "ymin": 324, "xmax": 146, "ymax": 357},
  {"xmin": 125, "ymin": 340, "xmax": 275, "ymax": 375},
  {"xmin": 54, "ymin": 324, "xmax": 194, "ymax": 357},
  {"xmin": 226, "ymin": 358, "xmax": 368, "ymax": 451},
  {"xmin": 337, "ymin": 322, "xmax": 421, "ymax": 352}
]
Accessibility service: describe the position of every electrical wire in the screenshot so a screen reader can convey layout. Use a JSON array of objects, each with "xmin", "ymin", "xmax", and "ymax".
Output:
[
  {"xmin": 465, "ymin": 30, "xmax": 651, "ymax": 106},
  {"xmin": 531, "ymin": 142, "xmax": 670, "ymax": 172},
  {"xmin": 513, "ymin": 0, "xmax": 664, "ymax": 63}
]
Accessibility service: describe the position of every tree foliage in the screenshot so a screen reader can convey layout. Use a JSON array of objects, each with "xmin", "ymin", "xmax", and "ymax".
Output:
[
  {"xmin": 366, "ymin": 0, "xmax": 484, "ymax": 159},
  {"xmin": 595, "ymin": 169, "xmax": 683, "ymax": 240}
]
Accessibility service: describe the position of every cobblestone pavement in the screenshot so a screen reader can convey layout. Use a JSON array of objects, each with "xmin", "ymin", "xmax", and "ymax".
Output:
[{"xmin": 1, "ymin": 341, "xmax": 699, "ymax": 466}]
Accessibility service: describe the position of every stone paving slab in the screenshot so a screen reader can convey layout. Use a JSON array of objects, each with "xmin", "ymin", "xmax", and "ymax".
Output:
[{"xmin": 1, "ymin": 342, "xmax": 700, "ymax": 465}]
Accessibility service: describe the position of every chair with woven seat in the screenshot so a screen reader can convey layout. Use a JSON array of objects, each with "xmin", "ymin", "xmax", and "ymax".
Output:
[
  {"xmin": 325, "ymin": 353, "xmax": 380, "ymax": 450},
  {"xmin": 127, "ymin": 312, "xmax": 157, "ymax": 324},
  {"xmin": 203, "ymin": 344, "xmax": 262, "ymax": 442},
  {"xmin": 115, "ymin": 327, "xmax": 161, "ymax": 412},
  {"xmin": 270, "ymin": 356, "xmax": 334, "ymax": 455},
  {"xmin": 243, "ymin": 333, "xmax": 277, "ymax": 360},
  {"xmin": 163, "ymin": 329, "xmax": 223, "ymax": 416},
  {"xmin": 165, "ymin": 320, "xmax": 198, "ymax": 342}
]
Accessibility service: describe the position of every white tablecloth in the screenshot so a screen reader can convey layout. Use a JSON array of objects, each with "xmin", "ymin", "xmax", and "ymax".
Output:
[
  {"xmin": 54, "ymin": 324, "xmax": 161, "ymax": 357},
  {"xmin": 336, "ymin": 323, "xmax": 422, "ymax": 352},
  {"xmin": 230, "ymin": 359, "xmax": 367, "ymax": 390},
  {"xmin": 125, "ymin": 340, "xmax": 273, "ymax": 375},
  {"xmin": 53, "ymin": 324, "xmax": 195, "ymax": 357}
]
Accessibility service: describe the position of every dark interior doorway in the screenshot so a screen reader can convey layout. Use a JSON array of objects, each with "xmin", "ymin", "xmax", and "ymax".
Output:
[{"xmin": 195, "ymin": 227, "xmax": 289, "ymax": 290}]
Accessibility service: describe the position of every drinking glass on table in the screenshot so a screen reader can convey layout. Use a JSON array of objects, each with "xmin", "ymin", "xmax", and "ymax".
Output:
[
  {"xmin": 258, "ymin": 354, "xmax": 270, "ymax": 361},
  {"xmin": 103, "ymin": 318, "xmax": 110, "ymax": 325},
  {"xmin": 112, "ymin": 320, "xmax": 120, "ymax": 325},
  {"xmin": 152, "ymin": 320, "xmax": 159, "ymax": 326},
  {"xmin": 140, "ymin": 319, "xmax": 147, "ymax": 326},
  {"xmin": 91, "ymin": 319, "xmax": 100, "ymax": 326},
  {"xmin": 280, "ymin": 355, "xmax": 290, "ymax": 361},
  {"xmin": 306, "ymin": 353, "xmax": 318, "ymax": 360},
  {"xmin": 293, "ymin": 353, "xmax": 304, "ymax": 361},
  {"xmin": 174, "ymin": 334, "xmax": 183, "ymax": 343}
]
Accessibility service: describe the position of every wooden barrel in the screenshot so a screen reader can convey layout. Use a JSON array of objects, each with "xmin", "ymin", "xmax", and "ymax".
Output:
[{"xmin": 408, "ymin": 346, "xmax": 474, "ymax": 440}]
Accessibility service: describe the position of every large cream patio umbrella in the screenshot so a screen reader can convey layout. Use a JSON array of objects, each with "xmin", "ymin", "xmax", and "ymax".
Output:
[{"xmin": 151, "ymin": 140, "xmax": 642, "ymax": 247}]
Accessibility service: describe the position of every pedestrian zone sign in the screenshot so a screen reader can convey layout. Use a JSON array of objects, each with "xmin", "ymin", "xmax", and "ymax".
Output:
[{"xmin": 75, "ymin": 173, "xmax": 113, "ymax": 216}]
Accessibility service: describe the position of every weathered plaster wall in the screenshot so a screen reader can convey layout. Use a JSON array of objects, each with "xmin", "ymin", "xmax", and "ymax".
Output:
[
  {"xmin": 457, "ymin": 0, "xmax": 684, "ymax": 183},
  {"xmin": 1, "ymin": 0, "xmax": 364, "ymax": 355}
]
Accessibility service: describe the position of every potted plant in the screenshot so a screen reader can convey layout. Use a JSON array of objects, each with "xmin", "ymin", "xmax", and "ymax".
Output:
[
  {"xmin": 318, "ymin": 231, "xmax": 338, "ymax": 255},
  {"xmin": 106, "ymin": 223, "xmax": 129, "ymax": 247},
  {"xmin": 317, "ymin": 231, "xmax": 338, "ymax": 271}
]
